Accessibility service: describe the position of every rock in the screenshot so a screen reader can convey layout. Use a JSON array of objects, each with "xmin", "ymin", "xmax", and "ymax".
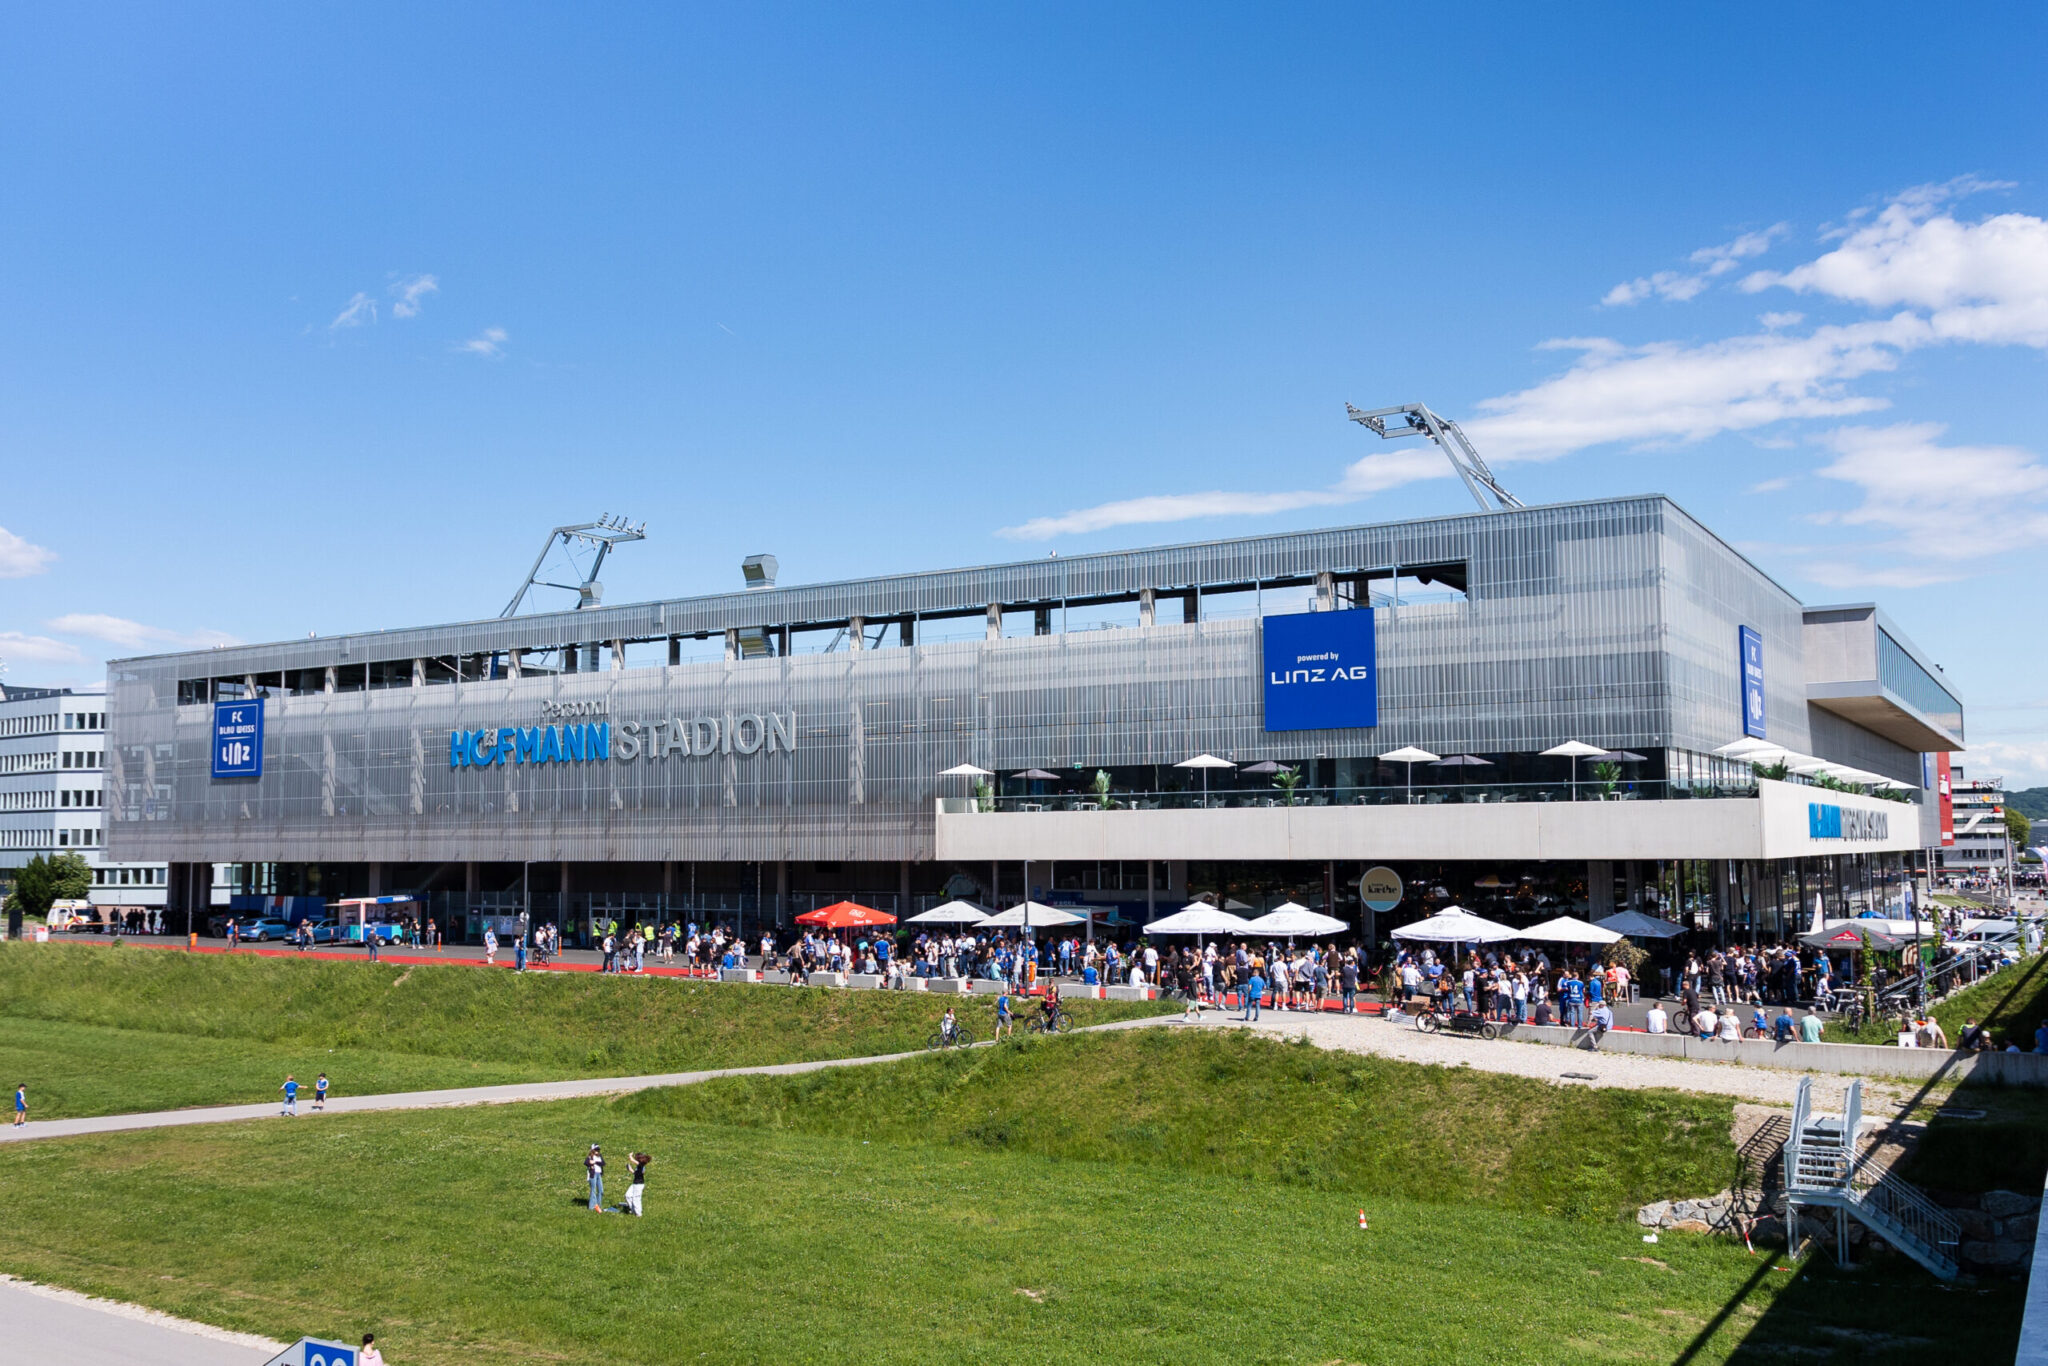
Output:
[
  {"xmin": 1981, "ymin": 1190, "xmax": 2037, "ymax": 1218},
  {"xmin": 1669, "ymin": 1219, "xmax": 1713, "ymax": 1235},
  {"xmin": 1999, "ymin": 1214, "xmax": 2039, "ymax": 1242},
  {"xmin": 1953, "ymin": 1209, "xmax": 1996, "ymax": 1241},
  {"xmin": 1749, "ymin": 1215, "xmax": 1787, "ymax": 1245},
  {"xmin": 1962, "ymin": 1239, "xmax": 2027, "ymax": 1269},
  {"xmin": 1638, "ymin": 1201, "xmax": 1671, "ymax": 1227}
]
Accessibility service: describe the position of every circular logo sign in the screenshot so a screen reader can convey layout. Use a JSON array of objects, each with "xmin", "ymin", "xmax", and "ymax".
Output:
[{"xmin": 1359, "ymin": 866, "xmax": 1403, "ymax": 912}]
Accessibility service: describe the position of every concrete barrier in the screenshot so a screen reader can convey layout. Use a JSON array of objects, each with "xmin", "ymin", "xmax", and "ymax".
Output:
[
  {"xmin": 809, "ymin": 971, "xmax": 847, "ymax": 988},
  {"xmin": 926, "ymin": 978, "xmax": 970, "ymax": 995},
  {"xmin": 1065, "ymin": 984, "xmax": 1105, "ymax": 1000},
  {"xmin": 968, "ymin": 979, "xmax": 1009, "ymax": 996},
  {"xmin": 718, "ymin": 968, "xmax": 759, "ymax": 983},
  {"xmin": 842, "ymin": 974, "xmax": 882, "ymax": 990},
  {"xmin": 1506, "ymin": 1022, "xmax": 2048, "ymax": 1085},
  {"xmin": 1105, "ymin": 985, "xmax": 1157, "ymax": 1002},
  {"xmin": 891, "ymin": 975, "xmax": 926, "ymax": 991}
]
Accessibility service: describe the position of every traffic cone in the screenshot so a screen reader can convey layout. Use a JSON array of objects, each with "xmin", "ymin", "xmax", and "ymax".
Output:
[{"xmin": 1357, "ymin": 1210, "xmax": 1369, "ymax": 1231}]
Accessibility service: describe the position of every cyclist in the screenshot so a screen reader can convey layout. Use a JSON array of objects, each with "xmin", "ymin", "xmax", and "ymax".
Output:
[
  {"xmin": 1039, "ymin": 982, "xmax": 1062, "ymax": 1033},
  {"xmin": 994, "ymin": 986, "xmax": 1015, "ymax": 1039},
  {"xmin": 939, "ymin": 1006, "xmax": 960, "ymax": 1043}
]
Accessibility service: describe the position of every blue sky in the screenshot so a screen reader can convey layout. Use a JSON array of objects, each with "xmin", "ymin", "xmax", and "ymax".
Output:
[{"xmin": 3, "ymin": 4, "xmax": 2045, "ymax": 781}]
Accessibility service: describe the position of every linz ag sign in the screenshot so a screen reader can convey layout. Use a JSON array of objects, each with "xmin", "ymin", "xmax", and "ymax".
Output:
[
  {"xmin": 1262, "ymin": 610, "xmax": 1378, "ymax": 732},
  {"xmin": 1808, "ymin": 802, "xmax": 1889, "ymax": 841}
]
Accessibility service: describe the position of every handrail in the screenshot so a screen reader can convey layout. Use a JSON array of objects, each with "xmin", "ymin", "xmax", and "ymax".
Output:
[{"xmin": 970, "ymin": 779, "xmax": 1761, "ymax": 812}]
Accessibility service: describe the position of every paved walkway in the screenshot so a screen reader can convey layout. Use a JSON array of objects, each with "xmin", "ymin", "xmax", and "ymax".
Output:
[
  {"xmin": 0, "ymin": 1047, "xmax": 934, "ymax": 1145},
  {"xmin": 0, "ymin": 1276, "xmax": 281, "ymax": 1365},
  {"xmin": 1189, "ymin": 1005, "xmax": 1920, "ymax": 1109}
]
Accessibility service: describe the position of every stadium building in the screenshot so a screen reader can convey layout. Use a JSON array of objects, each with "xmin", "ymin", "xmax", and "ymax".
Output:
[{"xmin": 104, "ymin": 495, "xmax": 1964, "ymax": 943}]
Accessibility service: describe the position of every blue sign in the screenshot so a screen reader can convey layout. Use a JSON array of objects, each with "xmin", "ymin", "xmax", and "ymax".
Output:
[
  {"xmin": 212, "ymin": 698, "xmax": 264, "ymax": 778},
  {"xmin": 1262, "ymin": 610, "xmax": 1378, "ymax": 732},
  {"xmin": 1739, "ymin": 625, "xmax": 1766, "ymax": 739},
  {"xmin": 1809, "ymin": 802, "xmax": 1892, "ymax": 841}
]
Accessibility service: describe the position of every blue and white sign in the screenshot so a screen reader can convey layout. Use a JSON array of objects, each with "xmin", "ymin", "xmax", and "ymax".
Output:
[
  {"xmin": 212, "ymin": 698, "xmax": 264, "ymax": 779},
  {"xmin": 1738, "ymin": 625, "xmax": 1766, "ymax": 739},
  {"xmin": 1262, "ymin": 610, "xmax": 1378, "ymax": 732},
  {"xmin": 1809, "ymin": 802, "xmax": 1891, "ymax": 841},
  {"xmin": 262, "ymin": 1338, "xmax": 356, "ymax": 1366}
]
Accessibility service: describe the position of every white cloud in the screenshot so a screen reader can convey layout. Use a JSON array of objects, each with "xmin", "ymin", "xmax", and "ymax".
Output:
[
  {"xmin": 330, "ymin": 292, "xmax": 377, "ymax": 330},
  {"xmin": 457, "ymin": 327, "xmax": 508, "ymax": 358},
  {"xmin": 1961, "ymin": 738, "xmax": 2048, "ymax": 791},
  {"xmin": 1749, "ymin": 476, "xmax": 1792, "ymax": 493},
  {"xmin": 0, "ymin": 526, "xmax": 56, "ymax": 578},
  {"xmin": 1000, "ymin": 489, "xmax": 1355, "ymax": 540},
  {"xmin": 1758, "ymin": 312, "xmax": 1805, "ymax": 329},
  {"xmin": 1603, "ymin": 225, "xmax": 1787, "ymax": 305},
  {"xmin": 1744, "ymin": 178, "xmax": 2048, "ymax": 346},
  {"xmin": 0, "ymin": 632, "xmax": 87, "ymax": 667},
  {"xmin": 390, "ymin": 274, "xmax": 439, "ymax": 319},
  {"xmin": 46, "ymin": 614, "xmax": 241, "ymax": 652}
]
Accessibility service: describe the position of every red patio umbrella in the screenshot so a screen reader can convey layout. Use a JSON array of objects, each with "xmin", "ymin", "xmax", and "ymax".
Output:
[{"xmin": 795, "ymin": 901, "xmax": 897, "ymax": 929}]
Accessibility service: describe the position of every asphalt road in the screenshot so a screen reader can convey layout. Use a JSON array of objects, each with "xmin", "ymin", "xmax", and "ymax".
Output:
[{"xmin": 0, "ymin": 1276, "xmax": 280, "ymax": 1365}]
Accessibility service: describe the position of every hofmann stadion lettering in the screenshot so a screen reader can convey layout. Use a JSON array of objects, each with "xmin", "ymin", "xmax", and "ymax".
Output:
[
  {"xmin": 451, "ymin": 705, "xmax": 797, "ymax": 769},
  {"xmin": 1262, "ymin": 610, "xmax": 1378, "ymax": 732}
]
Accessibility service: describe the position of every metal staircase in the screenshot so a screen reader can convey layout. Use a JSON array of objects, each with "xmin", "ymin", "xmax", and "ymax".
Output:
[{"xmin": 1783, "ymin": 1077, "xmax": 1961, "ymax": 1279}]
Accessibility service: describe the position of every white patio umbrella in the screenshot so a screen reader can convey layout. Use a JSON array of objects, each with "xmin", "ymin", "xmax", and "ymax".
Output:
[
  {"xmin": 939, "ymin": 762, "xmax": 993, "ymax": 809},
  {"xmin": 1377, "ymin": 746, "xmax": 1440, "ymax": 803},
  {"xmin": 1391, "ymin": 906, "xmax": 1519, "ymax": 944},
  {"xmin": 907, "ymin": 900, "xmax": 991, "ymax": 924},
  {"xmin": 1144, "ymin": 904, "xmax": 1255, "ymax": 935},
  {"xmin": 1174, "ymin": 753, "xmax": 1236, "ymax": 807},
  {"xmin": 1713, "ymin": 738, "xmax": 1781, "ymax": 759},
  {"xmin": 1517, "ymin": 915, "xmax": 1623, "ymax": 945},
  {"xmin": 1590, "ymin": 910, "xmax": 1687, "ymax": 940},
  {"xmin": 1541, "ymin": 740, "xmax": 1607, "ymax": 800},
  {"xmin": 1243, "ymin": 903, "xmax": 1349, "ymax": 938},
  {"xmin": 982, "ymin": 902, "xmax": 1087, "ymax": 929}
]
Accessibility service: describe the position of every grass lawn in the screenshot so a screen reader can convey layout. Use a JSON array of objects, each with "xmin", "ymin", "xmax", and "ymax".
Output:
[
  {"xmin": 0, "ymin": 1073, "xmax": 2017, "ymax": 1364},
  {"xmin": 1822, "ymin": 950, "xmax": 2046, "ymax": 1047},
  {"xmin": 0, "ymin": 941, "xmax": 1170, "ymax": 1117}
]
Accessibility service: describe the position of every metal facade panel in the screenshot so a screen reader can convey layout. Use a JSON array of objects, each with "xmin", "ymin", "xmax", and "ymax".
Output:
[{"xmin": 103, "ymin": 496, "xmax": 1874, "ymax": 865}]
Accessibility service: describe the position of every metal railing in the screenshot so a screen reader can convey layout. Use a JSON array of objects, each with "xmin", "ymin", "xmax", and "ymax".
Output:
[
  {"xmin": 1784, "ymin": 1077, "xmax": 1960, "ymax": 1279},
  {"xmin": 960, "ymin": 780, "xmax": 1760, "ymax": 813}
]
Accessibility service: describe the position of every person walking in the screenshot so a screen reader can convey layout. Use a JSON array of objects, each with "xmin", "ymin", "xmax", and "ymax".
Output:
[
  {"xmin": 366, "ymin": 930, "xmax": 381, "ymax": 963},
  {"xmin": 358, "ymin": 1334, "xmax": 385, "ymax": 1366},
  {"xmin": 313, "ymin": 1072, "xmax": 329, "ymax": 1111},
  {"xmin": 1339, "ymin": 955, "xmax": 1359, "ymax": 1015},
  {"xmin": 12, "ymin": 1083, "xmax": 24, "ymax": 1127},
  {"xmin": 484, "ymin": 927, "xmax": 499, "ymax": 966},
  {"xmin": 515, "ymin": 932, "xmax": 528, "ymax": 973},
  {"xmin": 586, "ymin": 1144, "xmax": 605, "ymax": 1211},
  {"xmin": 226, "ymin": 918, "xmax": 239, "ymax": 951},
  {"xmin": 1241, "ymin": 967, "xmax": 1266, "ymax": 1022},
  {"xmin": 624, "ymin": 1152, "xmax": 651, "ymax": 1217},
  {"xmin": 279, "ymin": 1074, "xmax": 299, "ymax": 1117}
]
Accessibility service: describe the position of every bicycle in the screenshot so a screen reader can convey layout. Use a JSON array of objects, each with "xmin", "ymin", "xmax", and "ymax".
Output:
[
  {"xmin": 926, "ymin": 1025, "xmax": 975, "ymax": 1050},
  {"xmin": 1029, "ymin": 1009, "xmax": 1074, "ymax": 1036}
]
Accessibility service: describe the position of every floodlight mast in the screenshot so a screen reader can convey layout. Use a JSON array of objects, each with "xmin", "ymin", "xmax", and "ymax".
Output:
[
  {"xmin": 501, "ymin": 516, "xmax": 648, "ymax": 617},
  {"xmin": 1345, "ymin": 402, "xmax": 1523, "ymax": 512}
]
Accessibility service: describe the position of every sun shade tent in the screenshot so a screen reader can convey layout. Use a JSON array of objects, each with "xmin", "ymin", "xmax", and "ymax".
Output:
[
  {"xmin": 1242, "ymin": 903, "xmax": 1350, "ymax": 937},
  {"xmin": 980, "ymin": 902, "xmax": 1086, "ymax": 928},
  {"xmin": 1143, "ymin": 905, "xmax": 1255, "ymax": 935},
  {"xmin": 1516, "ymin": 915, "xmax": 1624, "ymax": 945},
  {"xmin": 1713, "ymin": 738, "xmax": 1781, "ymax": 760},
  {"xmin": 1173, "ymin": 753, "xmax": 1236, "ymax": 805},
  {"xmin": 1591, "ymin": 910, "xmax": 1688, "ymax": 940},
  {"xmin": 1800, "ymin": 925, "xmax": 1905, "ymax": 952},
  {"xmin": 1012, "ymin": 768, "xmax": 1060, "ymax": 780},
  {"xmin": 939, "ymin": 763, "xmax": 992, "ymax": 808},
  {"xmin": 1377, "ymin": 746, "xmax": 1440, "ymax": 803},
  {"xmin": 1391, "ymin": 906, "xmax": 1520, "ymax": 944},
  {"xmin": 1542, "ymin": 740, "xmax": 1607, "ymax": 799},
  {"xmin": 907, "ymin": 901, "xmax": 990, "ymax": 925},
  {"xmin": 794, "ymin": 901, "xmax": 897, "ymax": 929}
]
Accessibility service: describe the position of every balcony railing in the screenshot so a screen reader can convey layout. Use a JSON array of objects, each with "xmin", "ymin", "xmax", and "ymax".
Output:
[{"xmin": 944, "ymin": 779, "xmax": 1759, "ymax": 813}]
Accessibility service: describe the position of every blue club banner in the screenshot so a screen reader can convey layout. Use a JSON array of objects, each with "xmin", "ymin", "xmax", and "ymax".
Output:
[
  {"xmin": 212, "ymin": 698, "xmax": 264, "ymax": 779},
  {"xmin": 1262, "ymin": 610, "xmax": 1378, "ymax": 732},
  {"xmin": 1739, "ymin": 625, "xmax": 1766, "ymax": 739}
]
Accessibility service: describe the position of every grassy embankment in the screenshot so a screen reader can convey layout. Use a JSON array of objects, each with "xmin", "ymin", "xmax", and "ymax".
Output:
[
  {"xmin": 0, "ymin": 940, "xmax": 1169, "ymax": 1117},
  {"xmin": 1, "ymin": 1026, "xmax": 2021, "ymax": 1364}
]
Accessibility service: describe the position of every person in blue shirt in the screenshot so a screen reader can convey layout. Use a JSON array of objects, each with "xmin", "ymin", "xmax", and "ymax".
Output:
[
  {"xmin": 1772, "ymin": 1009, "xmax": 1796, "ymax": 1043},
  {"xmin": 994, "ymin": 988, "xmax": 1015, "ymax": 1039},
  {"xmin": 1560, "ymin": 972, "xmax": 1585, "ymax": 1028},
  {"xmin": 313, "ymin": 1072, "xmax": 329, "ymax": 1111},
  {"xmin": 2036, "ymin": 1019, "xmax": 2048, "ymax": 1054},
  {"xmin": 1241, "ymin": 970, "xmax": 1266, "ymax": 1022},
  {"xmin": 12, "ymin": 1083, "xmax": 24, "ymax": 1128},
  {"xmin": 279, "ymin": 1074, "xmax": 299, "ymax": 1117}
]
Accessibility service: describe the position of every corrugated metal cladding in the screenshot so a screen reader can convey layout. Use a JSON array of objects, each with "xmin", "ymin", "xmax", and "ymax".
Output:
[{"xmin": 105, "ymin": 496, "xmax": 1805, "ymax": 864}]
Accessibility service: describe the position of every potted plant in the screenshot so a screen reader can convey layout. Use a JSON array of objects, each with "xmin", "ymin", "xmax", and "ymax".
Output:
[
  {"xmin": 1091, "ymin": 769, "xmax": 1115, "ymax": 810},
  {"xmin": 1273, "ymin": 764, "xmax": 1303, "ymax": 806}
]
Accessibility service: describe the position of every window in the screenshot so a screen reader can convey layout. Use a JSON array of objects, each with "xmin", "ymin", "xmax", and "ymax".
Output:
[{"xmin": 1878, "ymin": 630, "xmax": 1964, "ymax": 738}]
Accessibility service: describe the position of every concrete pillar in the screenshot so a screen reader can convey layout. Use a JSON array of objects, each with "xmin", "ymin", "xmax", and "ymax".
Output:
[
  {"xmin": 324, "ymin": 666, "xmax": 337, "ymax": 694},
  {"xmin": 668, "ymin": 637, "xmax": 681, "ymax": 666},
  {"xmin": 849, "ymin": 616, "xmax": 865, "ymax": 651},
  {"xmin": 1146, "ymin": 859, "xmax": 1156, "ymax": 918},
  {"xmin": 412, "ymin": 658, "xmax": 426, "ymax": 687},
  {"xmin": 1167, "ymin": 860, "xmax": 1188, "ymax": 896},
  {"xmin": 724, "ymin": 628, "xmax": 739, "ymax": 662},
  {"xmin": 1033, "ymin": 607, "xmax": 1052, "ymax": 636},
  {"xmin": 899, "ymin": 619, "xmax": 914, "ymax": 647},
  {"xmin": 662, "ymin": 861, "xmax": 675, "ymax": 896},
  {"xmin": 1315, "ymin": 570, "xmax": 1335, "ymax": 611},
  {"xmin": 368, "ymin": 862, "xmax": 385, "ymax": 896},
  {"xmin": 244, "ymin": 674, "xmax": 258, "ymax": 697},
  {"xmin": 1182, "ymin": 592, "xmax": 1200, "ymax": 624},
  {"xmin": 899, "ymin": 860, "xmax": 910, "ymax": 914},
  {"xmin": 1138, "ymin": 588, "xmax": 1155, "ymax": 627},
  {"xmin": 565, "ymin": 645, "xmax": 578, "ymax": 672},
  {"xmin": 986, "ymin": 604, "xmax": 1002, "ymax": 640},
  {"xmin": 775, "ymin": 861, "xmax": 788, "ymax": 920},
  {"xmin": 610, "ymin": 639, "xmax": 625, "ymax": 671},
  {"xmin": 465, "ymin": 862, "xmax": 479, "ymax": 894},
  {"xmin": 1588, "ymin": 860, "xmax": 1615, "ymax": 917}
]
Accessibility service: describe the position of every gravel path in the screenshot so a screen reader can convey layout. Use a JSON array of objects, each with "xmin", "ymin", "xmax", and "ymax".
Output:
[{"xmin": 1189, "ymin": 1007, "xmax": 1919, "ymax": 1111}]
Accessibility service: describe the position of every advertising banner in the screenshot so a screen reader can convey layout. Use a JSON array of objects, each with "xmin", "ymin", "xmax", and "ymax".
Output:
[
  {"xmin": 211, "ymin": 698, "xmax": 264, "ymax": 779},
  {"xmin": 1262, "ymin": 610, "xmax": 1378, "ymax": 732},
  {"xmin": 1935, "ymin": 752, "xmax": 1954, "ymax": 846},
  {"xmin": 1739, "ymin": 625, "xmax": 1766, "ymax": 739}
]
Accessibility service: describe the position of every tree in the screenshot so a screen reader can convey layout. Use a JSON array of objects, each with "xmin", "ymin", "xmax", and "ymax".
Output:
[
  {"xmin": 10, "ymin": 853, "xmax": 91, "ymax": 919},
  {"xmin": 2008, "ymin": 806, "xmax": 2032, "ymax": 851}
]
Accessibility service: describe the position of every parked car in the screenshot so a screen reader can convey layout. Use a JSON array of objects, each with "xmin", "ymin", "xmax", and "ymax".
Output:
[{"xmin": 239, "ymin": 918, "xmax": 298, "ymax": 942}]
